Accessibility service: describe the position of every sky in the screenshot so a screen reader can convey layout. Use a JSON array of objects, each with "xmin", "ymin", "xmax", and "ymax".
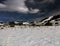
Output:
[
  {"xmin": 0, "ymin": 0, "xmax": 56, "ymax": 13},
  {"xmin": 0, "ymin": 0, "xmax": 29, "ymax": 13},
  {"xmin": 0, "ymin": 0, "xmax": 41, "ymax": 22},
  {"xmin": 0, "ymin": 0, "xmax": 59, "ymax": 22},
  {"xmin": 0, "ymin": 0, "xmax": 40, "ymax": 13}
]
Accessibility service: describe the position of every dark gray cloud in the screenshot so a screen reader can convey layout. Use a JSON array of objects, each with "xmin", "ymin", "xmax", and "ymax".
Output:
[
  {"xmin": 0, "ymin": 0, "xmax": 40, "ymax": 13},
  {"xmin": 6, "ymin": 0, "xmax": 29, "ymax": 13},
  {"xmin": 0, "ymin": 0, "xmax": 29, "ymax": 13},
  {"xmin": 0, "ymin": 0, "xmax": 59, "ymax": 13}
]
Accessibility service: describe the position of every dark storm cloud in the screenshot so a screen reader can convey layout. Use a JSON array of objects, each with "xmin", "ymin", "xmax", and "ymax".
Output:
[
  {"xmin": 0, "ymin": 0, "xmax": 59, "ymax": 13},
  {"xmin": 34, "ymin": 0, "xmax": 55, "ymax": 4},
  {"xmin": 0, "ymin": 0, "xmax": 6, "ymax": 3},
  {"xmin": 25, "ymin": 0, "xmax": 55, "ymax": 11},
  {"xmin": 0, "ymin": 0, "xmax": 39, "ymax": 13}
]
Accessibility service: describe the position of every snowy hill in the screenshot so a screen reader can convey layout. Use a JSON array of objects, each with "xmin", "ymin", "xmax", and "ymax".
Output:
[{"xmin": 0, "ymin": 26, "xmax": 60, "ymax": 46}]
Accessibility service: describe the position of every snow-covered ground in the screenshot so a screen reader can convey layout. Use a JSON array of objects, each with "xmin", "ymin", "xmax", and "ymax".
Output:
[{"xmin": 0, "ymin": 26, "xmax": 60, "ymax": 46}]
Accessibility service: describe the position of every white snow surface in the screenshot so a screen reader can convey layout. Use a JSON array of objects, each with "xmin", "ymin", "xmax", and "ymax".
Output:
[{"xmin": 0, "ymin": 26, "xmax": 60, "ymax": 46}]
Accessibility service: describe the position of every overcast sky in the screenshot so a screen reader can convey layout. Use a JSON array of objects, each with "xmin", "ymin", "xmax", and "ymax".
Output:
[
  {"xmin": 0, "ymin": 0, "xmax": 40, "ymax": 13},
  {"xmin": 0, "ymin": 0, "xmax": 55, "ymax": 13},
  {"xmin": 0, "ymin": 0, "xmax": 29, "ymax": 13}
]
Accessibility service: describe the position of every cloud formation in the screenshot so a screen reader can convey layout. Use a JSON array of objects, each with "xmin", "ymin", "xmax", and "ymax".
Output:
[
  {"xmin": 5, "ymin": 0, "xmax": 29, "ymax": 13},
  {"xmin": 0, "ymin": 3, "xmax": 6, "ymax": 8},
  {"xmin": 0, "ymin": 0, "xmax": 29, "ymax": 13},
  {"xmin": 0, "ymin": 0, "xmax": 40, "ymax": 13}
]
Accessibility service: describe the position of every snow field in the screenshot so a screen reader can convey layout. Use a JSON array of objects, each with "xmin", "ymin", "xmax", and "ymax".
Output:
[{"xmin": 0, "ymin": 26, "xmax": 60, "ymax": 46}]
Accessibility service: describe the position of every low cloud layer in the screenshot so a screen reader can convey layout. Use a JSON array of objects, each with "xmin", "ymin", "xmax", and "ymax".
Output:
[
  {"xmin": 0, "ymin": 3, "xmax": 6, "ymax": 8},
  {"xmin": 5, "ymin": 0, "xmax": 29, "ymax": 13},
  {"xmin": 0, "ymin": 0, "xmax": 56, "ymax": 13},
  {"xmin": 0, "ymin": 0, "xmax": 29, "ymax": 13},
  {"xmin": 0, "ymin": 0, "xmax": 40, "ymax": 13}
]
